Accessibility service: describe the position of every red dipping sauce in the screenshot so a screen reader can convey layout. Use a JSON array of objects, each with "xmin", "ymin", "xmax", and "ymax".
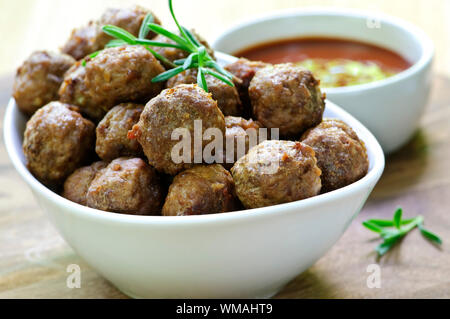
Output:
[
  {"xmin": 234, "ymin": 37, "xmax": 411, "ymax": 87},
  {"xmin": 235, "ymin": 37, "xmax": 411, "ymax": 71}
]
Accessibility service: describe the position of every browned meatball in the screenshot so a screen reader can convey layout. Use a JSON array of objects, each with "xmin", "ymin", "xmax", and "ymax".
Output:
[
  {"xmin": 99, "ymin": 5, "xmax": 161, "ymax": 41},
  {"xmin": 149, "ymin": 30, "xmax": 215, "ymax": 63},
  {"xmin": 224, "ymin": 58, "xmax": 268, "ymax": 113},
  {"xmin": 59, "ymin": 46, "xmax": 165, "ymax": 121},
  {"xmin": 13, "ymin": 51, "xmax": 75, "ymax": 115},
  {"xmin": 61, "ymin": 5, "xmax": 161, "ymax": 60},
  {"xmin": 57, "ymin": 62, "xmax": 104, "ymax": 121},
  {"xmin": 63, "ymin": 161, "xmax": 107, "ymax": 205},
  {"xmin": 129, "ymin": 84, "xmax": 226, "ymax": 175},
  {"xmin": 167, "ymin": 68, "xmax": 242, "ymax": 116},
  {"xmin": 249, "ymin": 64, "xmax": 325, "ymax": 137},
  {"xmin": 231, "ymin": 140, "xmax": 321, "ymax": 209},
  {"xmin": 61, "ymin": 21, "xmax": 101, "ymax": 61},
  {"xmin": 96, "ymin": 103, "xmax": 144, "ymax": 161},
  {"xmin": 225, "ymin": 58, "xmax": 268, "ymax": 90},
  {"xmin": 23, "ymin": 102, "xmax": 95, "ymax": 186},
  {"xmin": 162, "ymin": 164, "xmax": 239, "ymax": 216},
  {"xmin": 223, "ymin": 116, "xmax": 262, "ymax": 168},
  {"xmin": 86, "ymin": 157, "xmax": 164, "ymax": 215},
  {"xmin": 301, "ymin": 118, "xmax": 369, "ymax": 192}
]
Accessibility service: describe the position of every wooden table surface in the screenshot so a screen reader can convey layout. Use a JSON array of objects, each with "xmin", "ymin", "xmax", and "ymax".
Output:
[
  {"xmin": 1, "ymin": 73, "xmax": 449, "ymax": 299},
  {"xmin": 1, "ymin": 0, "xmax": 450, "ymax": 299}
]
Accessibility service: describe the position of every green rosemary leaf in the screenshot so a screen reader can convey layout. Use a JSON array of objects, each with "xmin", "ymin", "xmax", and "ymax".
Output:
[
  {"xmin": 102, "ymin": 25, "xmax": 137, "ymax": 44},
  {"xmin": 376, "ymin": 236, "xmax": 401, "ymax": 256},
  {"xmin": 197, "ymin": 46, "xmax": 207, "ymax": 63},
  {"xmin": 418, "ymin": 224, "xmax": 442, "ymax": 245},
  {"xmin": 366, "ymin": 218, "xmax": 415, "ymax": 227},
  {"xmin": 181, "ymin": 27, "xmax": 201, "ymax": 47},
  {"xmin": 146, "ymin": 23, "xmax": 192, "ymax": 51},
  {"xmin": 197, "ymin": 67, "xmax": 208, "ymax": 92},
  {"xmin": 380, "ymin": 228, "xmax": 400, "ymax": 238},
  {"xmin": 145, "ymin": 47, "xmax": 177, "ymax": 68},
  {"xmin": 205, "ymin": 60, "xmax": 234, "ymax": 79},
  {"xmin": 362, "ymin": 221, "xmax": 384, "ymax": 233},
  {"xmin": 174, "ymin": 57, "xmax": 199, "ymax": 66},
  {"xmin": 139, "ymin": 13, "xmax": 154, "ymax": 39},
  {"xmin": 135, "ymin": 38, "xmax": 186, "ymax": 50},
  {"xmin": 173, "ymin": 58, "xmax": 186, "ymax": 65},
  {"xmin": 168, "ymin": 0, "xmax": 192, "ymax": 46},
  {"xmin": 203, "ymin": 68, "xmax": 235, "ymax": 87},
  {"xmin": 382, "ymin": 232, "xmax": 404, "ymax": 243},
  {"xmin": 183, "ymin": 53, "xmax": 198, "ymax": 70},
  {"xmin": 151, "ymin": 66, "xmax": 185, "ymax": 83},
  {"xmin": 393, "ymin": 208, "xmax": 403, "ymax": 229},
  {"xmin": 105, "ymin": 39, "xmax": 127, "ymax": 48}
]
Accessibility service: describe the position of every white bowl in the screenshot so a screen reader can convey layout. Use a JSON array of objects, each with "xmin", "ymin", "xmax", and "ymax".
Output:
[
  {"xmin": 212, "ymin": 8, "xmax": 434, "ymax": 154},
  {"xmin": 4, "ymin": 93, "xmax": 384, "ymax": 298}
]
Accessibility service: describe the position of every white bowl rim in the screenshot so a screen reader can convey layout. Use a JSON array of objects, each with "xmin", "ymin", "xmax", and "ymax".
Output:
[
  {"xmin": 3, "ymin": 97, "xmax": 385, "ymax": 226},
  {"xmin": 211, "ymin": 7, "xmax": 434, "ymax": 94}
]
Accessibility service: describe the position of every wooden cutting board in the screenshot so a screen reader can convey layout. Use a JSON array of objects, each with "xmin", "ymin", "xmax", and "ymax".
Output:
[{"xmin": 0, "ymin": 74, "xmax": 449, "ymax": 299}]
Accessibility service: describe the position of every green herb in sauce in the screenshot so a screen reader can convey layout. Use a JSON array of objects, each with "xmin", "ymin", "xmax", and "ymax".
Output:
[{"xmin": 296, "ymin": 58, "xmax": 396, "ymax": 88}]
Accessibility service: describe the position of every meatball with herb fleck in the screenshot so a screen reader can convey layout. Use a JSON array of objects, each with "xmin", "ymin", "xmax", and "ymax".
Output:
[
  {"xmin": 301, "ymin": 118, "xmax": 369, "ymax": 192},
  {"xmin": 23, "ymin": 102, "xmax": 95, "ymax": 187},
  {"xmin": 96, "ymin": 103, "xmax": 144, "ymax": 161},
  {"xmin": 13, "ymin": 51, "xmax": 75, "ymax": 115},
  {"xmin": 59, "ymin": 45, "xmax": 165, "ymax": 121},
  {"xmin": 249, "ymin": 63, "xmax": 325, "ymax": 137},
  {"xmin": 63, "ymin": 161, "xmax": 107, "ymax": 206},
  {"xmin": 231, "ymin": 140, "xmax": 321, "ymax": 209},
  {"xmin": 162, "ymin": 164, "xmax": 239, "ymax": 216},
  {"xmin": 61, "ymin": 5, "xmax": 161, "ymax": 60},
  {"xmin": 86, "ymin": 157, "xmax": 164, "ymax": 215},
  {"xmin": 167, "ymin": 68, "xmax": 242, "ymax": 116},
  {"xmin": 58, "ymin": 61, "xmax": 104, "ymax": 120},
  {"xmin": 129, "ymin": 84, "xmax": 225, "ymax": 175}
]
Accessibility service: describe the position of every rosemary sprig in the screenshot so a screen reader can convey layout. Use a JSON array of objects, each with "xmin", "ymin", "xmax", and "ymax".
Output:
[
  {"xmin": 97, "ymin": 0, "xmax": 233, "ymax": 92},
  {"xmin": 138, "ymin": 12, "xmax": 155, "ymax": 39},
  {"xmin": 362, "ymin": 208, "xmax": 442, "ymax": 256}
]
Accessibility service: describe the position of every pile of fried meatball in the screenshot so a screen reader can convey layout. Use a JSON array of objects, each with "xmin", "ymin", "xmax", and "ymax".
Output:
[{"xmin": 14, "ymin": 5, "xmax": 369, "ymax": 216}]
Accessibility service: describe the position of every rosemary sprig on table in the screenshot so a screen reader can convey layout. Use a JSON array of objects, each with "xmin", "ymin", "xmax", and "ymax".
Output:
[
  {"xmin": 362, "ymin": 208, "xmax": 442, "ymax": 256},
  {"xmin": 84, "ymin": 0, "xmax": 234, "ymax": 92}
]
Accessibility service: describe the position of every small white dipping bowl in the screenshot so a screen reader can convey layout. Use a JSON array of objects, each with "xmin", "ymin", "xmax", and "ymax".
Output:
[
  {"xmin": 212, "ymin": 8, "xmax": 434, "ymax": 154},
  {"xmin": 4, "ymin": 90, "xmax": 384, "ymax": 298}
]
